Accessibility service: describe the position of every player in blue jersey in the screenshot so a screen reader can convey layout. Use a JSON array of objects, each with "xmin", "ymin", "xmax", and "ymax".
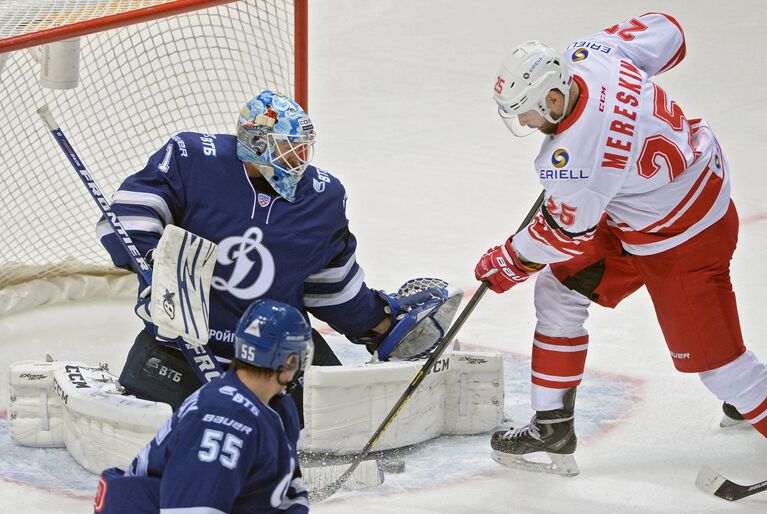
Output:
[
  {"xmin": 94, "ymin": 298, "xmax": 313, "ymax": 514},
  {"xmin": 98, "ymin": 90, "xmax": 458, "ymax": 416}
]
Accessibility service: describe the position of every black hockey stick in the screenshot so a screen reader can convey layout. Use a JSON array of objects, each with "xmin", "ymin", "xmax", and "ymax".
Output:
[
  {"xmin": 311, "ymin": 190, "xmax": 545, "ymax": 502},
  {"xmin": 37, "ymin": 105, "xmax": 225, "ymax": 383},
  {"xmin": 696, "ymin": 465, "xmax": 767, "ymax": 501}
]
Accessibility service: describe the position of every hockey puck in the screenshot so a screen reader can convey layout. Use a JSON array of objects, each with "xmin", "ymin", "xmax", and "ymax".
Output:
[{"xmin": 381, "ymin": 460, "xmax": 406, "ymax": 474}]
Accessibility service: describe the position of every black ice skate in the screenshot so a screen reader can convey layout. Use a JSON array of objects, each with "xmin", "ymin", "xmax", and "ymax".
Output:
[
  {"xmin": 490, "ymin": 388, "xmax": 578, "ymax": 476},
  {"xmin": 719, "ymin": 401, "xmax": 748, "ymax": 429}
]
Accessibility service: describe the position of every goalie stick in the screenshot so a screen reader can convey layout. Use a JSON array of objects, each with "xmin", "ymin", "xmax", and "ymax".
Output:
[
  {"xmin": 695, "ymin": 465, "xmax": 767, "ymax": 501},
  {"xmin": 37, "ymin": 105, "xmax": 224, "ymax": 384},
  {"xmin": 311, "ymin": 190, "xmax": 546, "ymax": 502}
]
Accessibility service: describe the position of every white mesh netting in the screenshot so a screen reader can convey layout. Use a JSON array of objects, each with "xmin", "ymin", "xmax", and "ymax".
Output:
[
  {"xmin": 0, "ymin": 0, "xmax": 184, "ymax": 41},
  {"xmin": 0, "ymin": 0, "xmax": 301, "ymax": 314}
]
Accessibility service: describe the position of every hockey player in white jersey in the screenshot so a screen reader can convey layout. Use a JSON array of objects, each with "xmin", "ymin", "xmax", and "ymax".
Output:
[{"xmin": 475, "ymin": 12, "xmax": 767, "ymax": 475}]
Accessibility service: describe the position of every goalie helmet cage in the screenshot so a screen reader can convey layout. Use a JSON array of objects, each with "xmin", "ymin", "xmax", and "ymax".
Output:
[{"xmin": 0, "ymin": 0, "xmax": 307, "ymax": 315}]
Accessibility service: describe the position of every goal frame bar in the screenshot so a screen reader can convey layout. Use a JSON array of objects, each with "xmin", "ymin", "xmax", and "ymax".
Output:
[{"xmin": 0, "ymin": 0, "xmax": 308, "ymax": 107}]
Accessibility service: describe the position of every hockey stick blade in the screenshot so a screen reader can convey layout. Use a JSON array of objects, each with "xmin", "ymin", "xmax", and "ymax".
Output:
[
  {"xmin": 302, "ymin": 459, "xmax": 384, "ymax": 494},
  {"xmin": 696, "ymin": 465, "xmax": 767, "ymax": 501}
]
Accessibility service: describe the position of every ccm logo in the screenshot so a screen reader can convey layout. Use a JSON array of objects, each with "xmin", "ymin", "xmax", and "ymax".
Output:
[{"xmin": 432, "ymin": 358, "xmax": 449, "ymax": 373}]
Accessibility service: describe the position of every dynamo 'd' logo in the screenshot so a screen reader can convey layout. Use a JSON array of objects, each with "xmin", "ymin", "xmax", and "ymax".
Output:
[
  {"xmin": 212, "ymin": 226, "xmax": 275, "ymax": 300},
  {"xmin": 572, "ymin": 48, "xmax": 589, "ymax": 62},
  {"xmin": 551, "ymin": 149, "xmax": 570, "ymax": 169}
]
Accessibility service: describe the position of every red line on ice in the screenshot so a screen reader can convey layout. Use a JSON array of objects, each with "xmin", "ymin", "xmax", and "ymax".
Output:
[
  {"xmin": 0, "ymin": 476, "xmax": 93, "ymax": 502},
  {"xmin": 740, "ymin": 212, "xmax": 767, "ymax": 225}
]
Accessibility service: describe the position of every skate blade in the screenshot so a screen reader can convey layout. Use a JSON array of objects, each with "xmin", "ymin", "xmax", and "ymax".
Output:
[
  {"xmin": 491, "ymin": 450, "xmax": 579, "ymax": 476},
  {"xmin": 719, "ymin": 415, "xmax": 749, "ymax": 429}
]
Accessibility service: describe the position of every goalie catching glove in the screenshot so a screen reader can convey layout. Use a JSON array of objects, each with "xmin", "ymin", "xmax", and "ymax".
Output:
[{"xmin": 349, "ymin": 278, "xmax": 462, "ymax": 360}]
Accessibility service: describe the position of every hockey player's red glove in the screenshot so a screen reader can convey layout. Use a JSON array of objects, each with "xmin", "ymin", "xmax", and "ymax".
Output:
[{"xmin": 474, "ymin": 239, "xmax": 543, "ymax": 293}]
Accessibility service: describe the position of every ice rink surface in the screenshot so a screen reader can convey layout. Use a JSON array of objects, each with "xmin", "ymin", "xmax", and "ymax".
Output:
[{"xmin": 2, "ymin": 0, "xmax": 767, "ymax": 512}]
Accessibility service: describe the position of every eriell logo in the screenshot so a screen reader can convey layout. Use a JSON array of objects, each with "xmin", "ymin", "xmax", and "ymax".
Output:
[
  {"xmin": 540, "ymin": 148, "xmax": 589, "ymax": 180},
  {"xmin": 572, "ymin": 48, "xmax": 589, "ymax": 62}
]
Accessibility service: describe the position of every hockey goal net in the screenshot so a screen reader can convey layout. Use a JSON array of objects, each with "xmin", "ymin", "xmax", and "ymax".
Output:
[{"xmin": 0, "ymin": 0, "xmax": 307, "ymax": 315}]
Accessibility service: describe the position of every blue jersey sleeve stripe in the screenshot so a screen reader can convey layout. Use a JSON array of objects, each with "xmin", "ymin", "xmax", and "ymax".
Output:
[
  {"xmin": 120, "ymin": 216, "xmax": 164, "ymax": 234},
  {"xmin": 304, "ymin": 253, "xmax": 357, "ymax": 283},
  {"xmin": 113, "ymin": 190, "xmax": 174, "ymax": 225},
  {"xmin": 96, "ymin": 216, "xmax": 165, "ymax": 240},
  {"xmin": 95, "ymin": 219, "xmax": 111, "ymax": 241},
  {"xmin": 303, "ymin": 268, "xmax": 364, "ymax": 307},
  {"xmin": 304, "ymin": 261, "xmax": 362, "ymax": 296},
  {"xmin": 159, "ymin": 507, "xmax": 227, "ymax": 514},
  {"xmin": 287, "ymin": 476, "xmax": 307, "ymax": 497},
  {"xmin": 127, "ymin": 444, "xmax": 151, "ymax": 477}
]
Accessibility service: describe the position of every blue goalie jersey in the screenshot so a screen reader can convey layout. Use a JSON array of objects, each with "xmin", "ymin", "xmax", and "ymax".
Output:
[
  {"xmin": 98, "ymin": 133, "xmax": 385, "ymax": 362},
  {"xmin": 94, "ymin": 370, "xmax": 308, "ymax": 514}
]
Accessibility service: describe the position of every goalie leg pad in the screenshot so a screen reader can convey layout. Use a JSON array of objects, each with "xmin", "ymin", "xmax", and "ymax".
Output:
[
  {"xmin": 287, "ymin": 329, "xmax": 342, "ymax": 428},
  {"xmin": 119, "ymin": 328, "xmax": 204, "ymax": 410},
  {"xmin": 9, "ymin": 358, "xmax": 172, "ymax": 474},
  {"xmin": 9, "ymin": 359, "xmax": 75, "ymax": 447},
  {"xmin": 55, "ymin": 363, "xmax": 172, "ymax": 473},
  {"xmin": 300, "ymin": 350, "xmax": 503, "ymax": 454}
]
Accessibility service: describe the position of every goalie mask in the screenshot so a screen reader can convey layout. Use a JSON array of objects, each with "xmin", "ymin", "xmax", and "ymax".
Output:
[
  {"xmin": 236, "ymin": 90, "xmax": 316, "ymax": 202},
  {"xmin": 493, "ymin": 40, "xmax": 572, "ymax": 136},
  {"xmin": 234, "ymin": 299, "xmax": 314, "ymax": 374}
]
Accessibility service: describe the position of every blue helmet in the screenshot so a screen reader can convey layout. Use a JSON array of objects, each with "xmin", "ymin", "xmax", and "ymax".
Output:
[
  {"xmin": 234, "ymin": 299, "xmax": 314, "ymax": 373},
  {"xmin": 236, "ymin": 90, "xmax": 316, "ymax": 202}
]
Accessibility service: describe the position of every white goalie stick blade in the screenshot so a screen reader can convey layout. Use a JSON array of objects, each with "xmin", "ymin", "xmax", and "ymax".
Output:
[
  {"xmin": 152, "ymin": 225, "xmax": 218, "ymax": 346},
  {"xmin": 491, "ymin": 450, "xmax": 579, "ymax": 477},
  {"xmin": 302, "ymin": 459, "xmax": 384, "ymax": 494},
  {"xmin": 695, "ymin": 465, "xmax": 767, "ymax": 501}
]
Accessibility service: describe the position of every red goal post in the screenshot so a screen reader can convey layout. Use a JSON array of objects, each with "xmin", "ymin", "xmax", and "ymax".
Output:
[{"xmin": 0, "ymin": 0, "xmax": 308, "ymax": 314}]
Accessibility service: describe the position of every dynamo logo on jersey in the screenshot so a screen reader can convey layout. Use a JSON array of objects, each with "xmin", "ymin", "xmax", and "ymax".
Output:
[
  {"xmin": 212, "ymin": 226, "xmax": 275, "ymax": 300},
  {"xmin": 551, "ymin": 149, "xmax": 570, "ymax": 169},
  {"xmin": 571, "ymin": 48, "xmax": 589, "ymax": 62}
]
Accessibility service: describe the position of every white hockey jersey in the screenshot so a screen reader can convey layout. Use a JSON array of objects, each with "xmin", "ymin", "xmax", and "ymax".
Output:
[{"xmin": 512, "ymin": 12, "xmax": 730, "ymax": 263}]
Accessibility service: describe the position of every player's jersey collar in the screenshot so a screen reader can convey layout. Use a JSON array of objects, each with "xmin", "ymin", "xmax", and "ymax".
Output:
[{"xmin": 555, "ymin": 75, "xmax": 589, "ymax": 135}]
